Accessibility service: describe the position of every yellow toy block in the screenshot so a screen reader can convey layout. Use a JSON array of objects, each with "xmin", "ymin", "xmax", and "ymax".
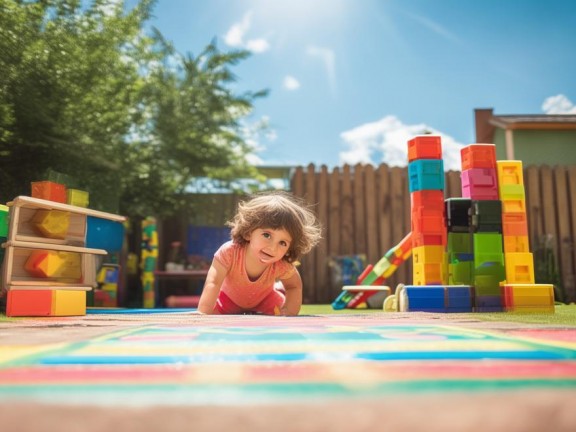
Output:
[
  {"xmin": 503, "ymin": 235, "xmax": 530, "ymax": 253},
  {"xmin": 496, "ymin": 160, "xmax": 524, "ymax": 186},
  {"xmin": 501, "ymin": 283, "xmax": 554, "ymax": 313},
  {"xmin": 25, "ymin": 250, "xmax": 82, "ymax": 279},
  {"xmin": 67, "ymin": 189, "xmax": 89, "ymax": 208},
  {"xmin": 505, "ymin": 252, "xmax": 535, "ymax": 284},
  {"xmin": 32, "ymin": 209, "xmax": 71, "ymax": 239},
  {"xmin": 499, "ymin": 184, "xmax": 525, "ymax": 202},
  {"xmin": 501, "ymin": 198, "xmax": 526, "ymax": 214},
  {"xmin": 413, "ymin": 245, "xmax": 445, "ymax": 265},
  {"xmin": 52, "ymin": 290, "xmax": 86, "ymax": 316}
]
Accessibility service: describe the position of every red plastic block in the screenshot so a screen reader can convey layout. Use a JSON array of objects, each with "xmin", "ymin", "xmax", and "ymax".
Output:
[
  {"xmin": 461, "ymin": 144, "xmax": 497, "ymax": 170},
  {"xmin": 31, "ymin": 181, "xmax": 67, "ymax": 203},
  {"xmin": 412, "ymin": 230, "xmax": 447, "ymax": 247},
  {"xmin": 411, "ymin": 190, "xmax": 444, "ymax": 212},
  {"xmin": 7, "ymin": 290, "xmax": 53, "ymax": 317},
  {"xmin": 407, "ymin": 136, "xmax": 442, "ymax": 162}
]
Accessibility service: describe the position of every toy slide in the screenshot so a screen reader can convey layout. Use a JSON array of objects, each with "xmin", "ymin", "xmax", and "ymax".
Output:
[{"xmin": 331, "ymin": 232, "xmax": 412, "ymax": 309}]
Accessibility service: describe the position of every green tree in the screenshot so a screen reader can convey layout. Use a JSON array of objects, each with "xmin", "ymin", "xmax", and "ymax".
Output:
[{"xmin": 0, "ymin": 0, "xmax": 266, "ymax": 218}]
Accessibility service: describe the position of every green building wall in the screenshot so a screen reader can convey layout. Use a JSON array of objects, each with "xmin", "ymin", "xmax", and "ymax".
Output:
[{"xmin": 493, "ymin": 129, "xmax": 576, "ymax": 166}]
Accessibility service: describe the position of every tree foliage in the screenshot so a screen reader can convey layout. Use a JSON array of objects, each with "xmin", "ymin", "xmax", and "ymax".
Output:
[{"xmin": 0, "ymin": 0, "xmax": 266, "ymax": 217}]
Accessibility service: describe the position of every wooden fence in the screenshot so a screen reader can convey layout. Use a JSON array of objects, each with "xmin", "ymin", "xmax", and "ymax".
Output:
[{"xmin": 290, "ymin": 163, "xmax": 576, "ymax": 304}]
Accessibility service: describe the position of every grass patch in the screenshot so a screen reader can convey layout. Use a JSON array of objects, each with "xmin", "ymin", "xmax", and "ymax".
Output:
[{"xmin": 301, "ymin": 304, "xmax": 576, "ymax": 326}]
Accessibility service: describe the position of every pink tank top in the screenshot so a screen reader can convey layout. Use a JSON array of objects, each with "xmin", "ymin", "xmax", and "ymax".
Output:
[{"xmin": 214, "ymin": 241, "xmax": 296, "ymax": 308}]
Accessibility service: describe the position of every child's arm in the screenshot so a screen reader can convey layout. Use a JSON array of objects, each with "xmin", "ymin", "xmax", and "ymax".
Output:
[
  {"xmin": 197, "ymin": 259, "xmax": 228, "ymax": 314},
  {"xmin": 280, "ymin": 270, "xmax": 303, "ymax": 316}
]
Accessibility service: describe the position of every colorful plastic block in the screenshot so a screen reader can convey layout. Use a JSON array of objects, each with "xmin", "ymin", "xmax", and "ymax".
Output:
[
  {"xmin": 31, "ymin": 181, "xmax": 67, "ymax": 203},
  {"xmin": 460, "ymin": 144, "xmax": 497, "ymax": 170},
  {"xmin": 24, "ymin": 250, "xmax": 82, "ymax": 279},
  {"xmin": 6, "ymin": 290, "xmax": 53, "ymax": 316},
  {"xmin": 470, "ymin": 200, "xmax": 502, "ymax": 233},
  {"xmin": 52, "ymin": 290, "xmax": 86, "ymax": 316},
  {"xmin": 475, "ymin": 295, "xmax": 503, "ymax": 312},
  {"xmin": 413, "ymin": 261, "xmax": 446, "ymax": 285},
  {"xmin": 0, "ymin": 204, "xmax": 8, "ymax": 238},
  {"xmin": 408, "ymin": 159, "xmax": 445, "ymax": 192},
  {"xmin": 67, "ymin": 189, "xmax": 89, "ymax": 208},
  {"xmin": 445, "ymin": 198, "xmax": 472, "ymax": 233},
  {"xmin": 500, "ymin": 283, "xmax": 554, "ymax": 313},
  {"xmin": 461, "ymin": 169, "xmax": 499, "ymax": 200},
  {"xmin": 400, "ymin": 286, "xmax": 445, "ymax": 312},
  {"xmin": 407, "ymin": 135, "xmax": 442, "ymax": 162},
  {"xmin": 504, "ymin": 252, "xmax": 535, "ymax": 284},
  {"xmin": 86, "ymin": 216, "xmax": 125, "ymax": 252},
  {"xmin": 447, "ymin": 232, "xmax": 473, "ymax": 255},
  {"xmin": 448, "ymin": 261, "xmax": 473, "ymax": 285},
  {"xmin": 503, "ymin": 235, "xmax": 530, "ymax": 253},
  {"xmin": 32, "ymin": 209, "xmax": 71, "ymax": 239},
  {"xmin": 496, "ymin": 160, "xmax": 524, "ymax": 186},
  {"xmin": 411, "ymin": 230, "xmax": 447, "ymax": 248},
  {"xmin": 501, "ymin": 198, "xmax": 526, "ymax": 214},
  {"xmin": 502, "ymin": 213, "xmax": 529, "ymax": 237}
]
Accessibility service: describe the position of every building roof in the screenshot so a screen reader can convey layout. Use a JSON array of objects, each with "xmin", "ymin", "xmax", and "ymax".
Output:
[{"xmin": 489, "ymin": 114, "xmax": 576, "ymax": 130}]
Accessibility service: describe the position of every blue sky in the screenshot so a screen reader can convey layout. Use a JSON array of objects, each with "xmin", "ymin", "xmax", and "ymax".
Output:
[{"xmin": 129, "ymin": 0, "xmax": 576, "ymax": 170}]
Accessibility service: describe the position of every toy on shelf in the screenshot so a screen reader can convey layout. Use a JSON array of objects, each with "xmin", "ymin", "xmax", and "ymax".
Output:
[
  {"xmin": 331, "ymin": 232, "xmax": 412, "ymax": 309},
  {"xmin": 1, "ymin": 195, "xmax": 126, "ymax": 317}
]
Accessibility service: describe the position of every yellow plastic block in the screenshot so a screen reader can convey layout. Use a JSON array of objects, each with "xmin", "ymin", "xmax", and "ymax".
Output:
[
  {"xmin": 25, "ymin": 250, "xmax": 81, "ymax": 279},
  {"xmin": 52, "ymin": 290, "xmax": 86, "ymax": 316},
  {"xmin": 501, "ymin": 283, "xmax": 554, "ymax": 313},
  {"xmin": 66, "ymin": 189, "xmax": 89, "ymax": 208},
  {"xmin": 505, "ymin": 252, "xmax": 535, "ymax": 284},
  {"xmin": 501, "ymin": 198, "xmax": 526, "ymax": 214},
  {"xmin": 496, "ymin": 161, "xmax": 524, "ymax": 185},
  {"xmin": 32, "ymin": 209, "xmax": 71, "ymax": 239},
  {"xmin": 503, "ymin": 235, "xmax": 530, "ymax": 253},
  {"xmin": 413, "ymin": 245, "xmax": 445, "ymax": 265}
]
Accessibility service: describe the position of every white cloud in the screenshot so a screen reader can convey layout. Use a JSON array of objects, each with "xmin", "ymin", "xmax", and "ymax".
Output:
[
  {"xmin": 307, "ymin": 45, "xmax": 336, "ymax": 97},
  {"xmin": 339, "ymin": 115, "xmax": 464, "ymax": 171},
  {"xmin": 283, "ymin": 75, "xmax": 300, "ymax": 91},
  {"xmin": 542, "ymin": 94, "xmax": 576, "ymax": 114},
  {"xmin": 224, "ymin": 12, "xmax": 270, "ymax": 54}
]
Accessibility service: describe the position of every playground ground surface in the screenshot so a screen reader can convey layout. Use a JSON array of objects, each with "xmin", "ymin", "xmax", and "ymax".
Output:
[{"xmin": 1, "ymin": 304, "xmax": 576, "ymax": 432}]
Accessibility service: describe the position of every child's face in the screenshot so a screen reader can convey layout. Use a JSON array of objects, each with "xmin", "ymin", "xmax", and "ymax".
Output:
[{"xmin": 245, "ymin": 227, "xmax": 292, "ymax": 265}]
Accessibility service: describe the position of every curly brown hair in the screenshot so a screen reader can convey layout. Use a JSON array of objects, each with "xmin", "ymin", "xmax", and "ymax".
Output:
[{"xmin": 228, "ymin": 191, "xmax": 322, "ymax": 263}]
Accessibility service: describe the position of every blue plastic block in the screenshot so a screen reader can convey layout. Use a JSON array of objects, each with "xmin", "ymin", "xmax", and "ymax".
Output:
[
  {"xmin": 408, "ymin": 159, "xmax": 445, "ymax": 192},
  {"xmin": 446, "ymin": 286, "xmax": 474, "ymax": 312},
  {"xmin": 86, "ymin": 216, "xmax": 124, "ymax": 253},
  {"xmin": 475, "ymin": 295, "xmax": 503, "ymax": 312},
  {"xmin": 404, "ymin": 286, "xmax": 445, "ymax": 312}
]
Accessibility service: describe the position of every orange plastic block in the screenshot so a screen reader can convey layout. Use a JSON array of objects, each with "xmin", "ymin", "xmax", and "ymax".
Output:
[
  {"xmin": 503, "ymin": 235, "xmax": 530, "ymax": 253},
  {"xmin": 411, "ymin": 190, "xmax": 444, "ymax": 212},
  {"xmin": 505, "ymin": 252, "xmax": 535, "ymax": 284},
  {"xmin": 67, "ymin": 189, "xmax": 89, "ymax": 208},
  {"xmin": 32, "ymin": 209, "xmax": 71, "ymax": 239},
  {"xmin": 460, "ymin": 144, "xmax": 497, "ymax": 170},
  {"xmin": 502, "ymin": 213, "xmax": 528, "ymax": 236},
  {"xmin": 31, "ymin": 181, "xmax": 67, "ymax": 203},
  {"xmin": 407, "ymin": 135, "xmax": 442, "ymax": 162},
  {"xmin": 25, "ymin": 250, "xmax": 82, "ymax": 279},
  {"xmin": 413, "ymin": 261, "xmax": 446, "ymax": 285}
]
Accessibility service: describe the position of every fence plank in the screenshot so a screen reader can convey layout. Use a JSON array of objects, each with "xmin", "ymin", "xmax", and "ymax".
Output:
[
  {"xmin": 554, "ymin": 167, "xmax": 575, "ymax": 302},
  {"xmin": 364, "ymin": 165, "xmax": 379, "ymax": 264},
  {"xmin": 316, "ymin": 165, "xmax": 330, "ymax": 303},
  {"xmin": 303, "ymin": 164, "xmax": 317, "ymax": 302},
  {"xmin": 376, "ymin": 164, "xmax": 392, "ymax": 259},
  {"xmin": 445, "ymin": 170, "xmax": 462, "ymax": 198},
  {"xmin": 525, "ymin": 165, "xmax": 543, "ymax": 250},
  {"xmin": 340, "ymin": 165, "xmax": 354, "ymax": 255},
  {"xmin": 353, "ymin": 164, "xmax": 367, "ymax": 259},
  {"xmin": 328, "ymin": 167, "xmax": 341, "ymax": 256},
  {"xmin": 568, "ymin": 166, "xmax": 576, "ymax": 302},
  {"xmin": 540, "ymin": 166, "xmax": 561, "ymax": 292}
]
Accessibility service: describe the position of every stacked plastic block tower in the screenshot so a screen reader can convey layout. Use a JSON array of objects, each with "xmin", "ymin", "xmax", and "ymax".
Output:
[
  {"xmin": 400, "ymin": 136, "xmax": 554, "ymax": 313},
  {"xmin": 1, "ymin": 181, "xmax": 126, "ymax": 317}
]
